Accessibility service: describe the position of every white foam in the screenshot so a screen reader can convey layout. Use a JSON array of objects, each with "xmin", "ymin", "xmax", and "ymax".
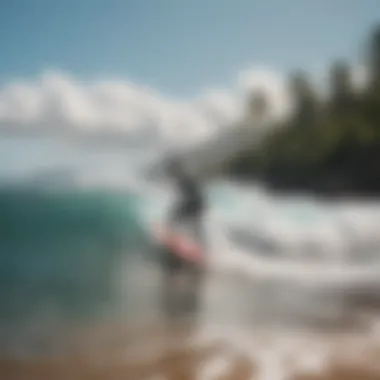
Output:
[{"xmin": 138, "ymin": 177, "xmax": 380, "ymax": 298}]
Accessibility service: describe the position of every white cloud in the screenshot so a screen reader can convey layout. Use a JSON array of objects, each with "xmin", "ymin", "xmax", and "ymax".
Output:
[
  {"xmin": 237, "ymin": 66, "xmax": 293, "ymax": 122},
  {"xmin": 0, "ymin": 64, "xmax": 367, "ymax": 150},
  {"xmin": 0, "ymin": 68, "xmax": 292, "ymax": 149}
]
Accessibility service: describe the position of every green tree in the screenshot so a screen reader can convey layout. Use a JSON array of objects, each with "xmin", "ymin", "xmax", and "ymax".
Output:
[
  {"xmin": 362, "ymin": 24, "xmax": 380, "ymax": 132},
  {"xmin": 368, "ymin": 23, "xmax": 380, "ymax": 85},
  {"xmin": 329, "ymin": 60, "xmax": 355, "ymax": 115},
  {"xmin": 228, "ymin": 24, "xmax": 380, "ymax": 194},
  {"xmin": 289, "ymin": 70, "xmax": 319, "ymax": 128}
]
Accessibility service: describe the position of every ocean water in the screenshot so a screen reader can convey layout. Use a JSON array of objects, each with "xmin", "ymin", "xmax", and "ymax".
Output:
[
  {"xmin": 0, "ymin": 186, "xmax": 149, "ymax": 339},
  {"xmin": 1, "ymin": 176, "xmax": 380, "ymax": 355}
]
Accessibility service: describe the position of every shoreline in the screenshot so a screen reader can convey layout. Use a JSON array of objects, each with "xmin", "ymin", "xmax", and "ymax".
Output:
[
  {"xmin": 3, "ymin": 280, "xmax": 380, "ymax": 379},
  {"xmin": 2, "ymin": 318, "xmax": 380, "ymax": 380}
]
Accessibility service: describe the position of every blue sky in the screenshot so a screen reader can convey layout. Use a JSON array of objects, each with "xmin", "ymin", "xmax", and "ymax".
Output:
[
  {"xmin": 0, "ymin": 0, "xmax": 379, "ymax": 97},
  {"xmin": 0, "ymin": 0, "xmax": 379, "ymax": 180}
]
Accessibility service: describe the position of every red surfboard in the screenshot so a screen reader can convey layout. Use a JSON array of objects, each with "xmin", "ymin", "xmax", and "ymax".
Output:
[{"xmin": 154, "ymin": 225, "xmax": 205, "ymax": 265}]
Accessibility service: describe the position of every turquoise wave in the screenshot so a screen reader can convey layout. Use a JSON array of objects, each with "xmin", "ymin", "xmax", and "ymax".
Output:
[{"xmin": 0, "ymin": 186, "xmax": 151, "ymax": 326}]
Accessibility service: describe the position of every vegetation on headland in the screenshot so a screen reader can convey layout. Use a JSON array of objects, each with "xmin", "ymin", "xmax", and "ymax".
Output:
[{"xmin": 229, "ymin": 25, "xmax": 380, "ymax": 197}]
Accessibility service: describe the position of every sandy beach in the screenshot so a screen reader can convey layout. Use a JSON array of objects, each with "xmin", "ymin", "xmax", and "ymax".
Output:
[
  {"xmin": 3, "ymin": 266, "xmax": 380, "ymax": 380},
  {"xmin": 2, "ymin": 318, "xmax": 380, "ymax": 380}
]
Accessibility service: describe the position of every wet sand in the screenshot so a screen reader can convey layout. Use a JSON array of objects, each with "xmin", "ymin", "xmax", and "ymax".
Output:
[
  {"xmin": 2, "ymin": 265, "xmax": 380, "ymax": 379},
  {"xmin": 3, "ymin": 320, "xmax": 380, "ymax": 380}
]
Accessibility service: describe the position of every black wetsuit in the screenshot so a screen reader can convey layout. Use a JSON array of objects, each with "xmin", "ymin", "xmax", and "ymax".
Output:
[{"xmin": 171, "ymin": 173, "xmax": 204, "ymax": 222}]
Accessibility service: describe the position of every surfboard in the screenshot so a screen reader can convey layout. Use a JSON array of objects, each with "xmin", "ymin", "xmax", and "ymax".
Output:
[{"xmin": 153, "ymin": 225, "xmax": 205, "ymax": 266}]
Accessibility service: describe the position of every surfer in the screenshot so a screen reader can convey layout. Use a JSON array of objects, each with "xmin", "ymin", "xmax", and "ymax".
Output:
[
  {"xmin": 161, "ymin": 157, "xmax": 207, "ymax": 319},
  {"xmin": 167, "ymin": 158, "xmax": 205, "ymax": 237}
]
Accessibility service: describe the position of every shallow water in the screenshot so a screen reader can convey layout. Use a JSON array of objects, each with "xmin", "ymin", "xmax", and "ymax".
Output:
[{"xmin": 1, "ymin": 179, "xmax": 380, "ymax": 359}]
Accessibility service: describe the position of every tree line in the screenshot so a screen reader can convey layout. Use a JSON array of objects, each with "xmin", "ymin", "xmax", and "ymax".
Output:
[{"xmin": 230, "ymin": 25, "xmax": 380, "ymax": 196}]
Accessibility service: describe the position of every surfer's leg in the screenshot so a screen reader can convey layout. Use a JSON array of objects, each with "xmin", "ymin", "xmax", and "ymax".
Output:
[
  {"xmin": 180, "ymin": 263, "xmax": 201, "ymax": 319},
  {"xmin": 160, "ymin": 248, "xmax": 175, "ymax": 318},
  {"xmin": 179, "ymin": 216, "xmax": 205, "ymax": 317},
  {"xmin": 161, "ymin": 247, "xmax": 186, "ymax": 320},
  {"xmin": 162, "ymin": 272, "xmax": 174, "ymax": 318}
]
